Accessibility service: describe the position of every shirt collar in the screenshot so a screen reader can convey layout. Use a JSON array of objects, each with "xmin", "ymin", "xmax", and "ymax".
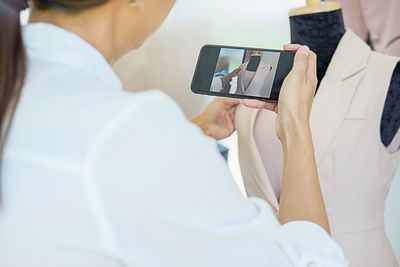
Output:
[{"xmin": 23, "ymin": 22, "xmax": 122, "ymax": 90}]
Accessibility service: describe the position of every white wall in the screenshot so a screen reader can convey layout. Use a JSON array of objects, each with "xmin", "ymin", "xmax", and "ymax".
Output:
[
  {"xmin": 115, "ymin": 0, "xmax": 400, "ymax": 262},
  {"xmin": 112, "ymin": 0, "xmax": 303, "ymax": 226},
  {"xmin": 113, "ymin": 0, "xmax": 302, "ymax": 118}
]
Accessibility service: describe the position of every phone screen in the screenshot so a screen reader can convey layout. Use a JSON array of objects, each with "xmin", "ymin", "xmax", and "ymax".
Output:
[{"xmin": 191, "ymin": 45, "xmax": 295, "ymax": 102}]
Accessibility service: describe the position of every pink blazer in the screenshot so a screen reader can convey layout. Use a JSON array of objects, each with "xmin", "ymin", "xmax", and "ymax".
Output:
[
  {"xmin": 235, "ymin": 61, "xmax": 272, "ymax": 96},
  {"xmin": 235, "ymin": 30, "xmax": 400, "ymax": 267}
]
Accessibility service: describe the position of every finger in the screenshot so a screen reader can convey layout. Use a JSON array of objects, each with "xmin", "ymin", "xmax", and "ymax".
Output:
[
  {"xmin": 242, "ymin": 99, "xmax": 277, "ymax": 111},
  {"xmin": 265, "ymin": 102, "xmax": 278, "ymax": 112},
  {"xmin": 283, "ymin": 44, "xmax": 301, "ymax": 51},
  {"xmin": 241, "ymin": 99, "xmax": 267, "ymax": 109},
  {"xmin": 291, "ymin": 45, "xmax": 310, "ymax": 76},
  {"xmin": 229, "ymin": 107, "xmax": 235, "ymax": 115},
  {"xmin": 218, "ymin": 97, "xmax": 240, "ymax": 107},
  {"xmin": 227, "ymin": 98, "xmax": 241, "ymax": 108},
  {"xmin": 229, "ymin": 107, "xmax": 236, "ymax": 120},
  {"xmin": 307, "ymin": 51, "xmax": 318, "ymax": 89}
]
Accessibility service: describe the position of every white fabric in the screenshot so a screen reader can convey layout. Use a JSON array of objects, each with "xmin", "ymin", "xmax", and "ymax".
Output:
[
  {"xmin": 210, "ymin": 77, "xmax": 223, "ymax": 92},
  {"xmin": 0, "ymin": 23, "xmax": 347, "ymax": 267}
]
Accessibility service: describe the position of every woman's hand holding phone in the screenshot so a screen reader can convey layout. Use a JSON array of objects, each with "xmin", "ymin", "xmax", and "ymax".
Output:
[
  {"xmin": 244, "ymin": 45, "xmax": 330, "ymax": 234},
  {"xmin": 191, "ymin": 45, "xmax": 318, "ymax": 143},
  {"xmin": 242, "ymin": 44, "xmax": 317, "ymax": 143},
  {"xmin": 191, "ymin": 45, "xmax": 330, "ymax": 234},
  {"xmin": 190, "ymin": 97, "xmax": 240, "ymax": 141}
]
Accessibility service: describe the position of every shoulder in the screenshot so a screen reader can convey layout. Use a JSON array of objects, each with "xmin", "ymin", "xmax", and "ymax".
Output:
[
  {"xmin": 96, "ymin": 89, "xmax": 205, "ymax": 150},
  {"xmin": 13, "ymin": 64, "xmax": 187, "ymax": 163},
  {"xmin": 91, "ymin": 89, "xmax": 189, "ymax": 140},
  {"xmin": 92, "ymin": 89, "xmax": 221, "ymax": 177},
  {"xmin": 25, "ymin": 57, "xmax": 184, "ymax": 127}
]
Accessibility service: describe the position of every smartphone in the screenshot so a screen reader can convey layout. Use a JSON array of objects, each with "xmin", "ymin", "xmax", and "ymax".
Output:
[{"xmin": 191, "ymin": 45, "xmax": 296, "ymax": 102}]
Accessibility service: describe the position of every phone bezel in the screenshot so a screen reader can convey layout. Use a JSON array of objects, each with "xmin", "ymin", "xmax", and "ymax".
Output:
[{"xmin": 191, "ymin": 44, "xmax": 295, "ymax": 103}]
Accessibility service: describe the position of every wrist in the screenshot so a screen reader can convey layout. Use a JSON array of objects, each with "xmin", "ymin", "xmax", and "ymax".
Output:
[
  {"xmin": 220, "ymin": 76, "xmax": 228, "ymax": 86},
  {"xmin": 279, "ymin": 119, "xmax": 312, "ymax": 151}
]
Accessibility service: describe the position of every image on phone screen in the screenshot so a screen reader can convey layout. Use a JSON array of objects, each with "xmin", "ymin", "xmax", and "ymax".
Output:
[{"xmin": 191, "ymin": 45, "xmax": 295, "ymax": 102}]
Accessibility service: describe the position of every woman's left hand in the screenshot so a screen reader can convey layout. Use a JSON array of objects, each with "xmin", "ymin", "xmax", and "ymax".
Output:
[{"xmin": 190, "ymin": 97, "xmax": 240, "ymax": 140}]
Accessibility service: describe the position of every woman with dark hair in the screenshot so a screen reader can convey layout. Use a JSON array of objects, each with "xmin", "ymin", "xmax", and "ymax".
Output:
[{"xmin": 0, "ymin": 0, "xmax": 346, "ymax": 266}]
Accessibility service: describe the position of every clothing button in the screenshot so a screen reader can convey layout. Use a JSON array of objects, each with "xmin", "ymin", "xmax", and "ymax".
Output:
[{"xmin": 306, "ymin": 261, "xmax": 317, "ymax": 267}]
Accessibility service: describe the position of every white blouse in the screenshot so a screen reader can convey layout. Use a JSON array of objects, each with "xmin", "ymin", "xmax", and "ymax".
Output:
[{"xmin": 0, "ymin": 23, "xmax": 347, "ymax": 267}]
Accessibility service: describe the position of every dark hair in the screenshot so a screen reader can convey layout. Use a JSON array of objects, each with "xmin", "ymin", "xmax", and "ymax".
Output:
[
  {"xmin": 32, "ymin": 0, "xmax": 109, "ymax": 12},
  {"xmin": 0, "ymin": 0, "xmax": 108, "ymax": 199}
]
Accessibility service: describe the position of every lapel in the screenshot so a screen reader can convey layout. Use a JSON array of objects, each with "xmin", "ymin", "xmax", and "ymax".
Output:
[
  {"xmin": 246, "ymin": 61, "xmax": 272, "ymax": 93},
  {"xmin": 310, "ymin": 29, "xmax": 371, "ymax": 164},
  {"xmin": 238, "ymin": 62, "xmax": 249, "ymax": 93},
  {"xmin": 240, "ymin": 30, "xmax": 371, "ymax": 213}
]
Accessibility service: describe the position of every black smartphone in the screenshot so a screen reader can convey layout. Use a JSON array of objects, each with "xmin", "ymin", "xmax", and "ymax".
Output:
[{"xmin": 191, "ymin": 45, "xmax": 296, "ymax": 102}]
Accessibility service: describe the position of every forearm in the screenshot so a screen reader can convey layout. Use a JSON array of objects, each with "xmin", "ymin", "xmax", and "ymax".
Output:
[
  {"xmin": 278, "ymin": 123, "xmax": 331, "ymax": 234},
  {"xmin": 220, "ymin": 76, "xmax": 229, "ymax": 86}
]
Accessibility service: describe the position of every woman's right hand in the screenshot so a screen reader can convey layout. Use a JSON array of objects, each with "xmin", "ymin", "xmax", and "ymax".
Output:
[
  {"xmin": 244, "ymin": 46, "xmax": 330, "ymax": 234},
  {"xmin": 242, "ymin": 45, "xmax": 317, "ymax": 142}
]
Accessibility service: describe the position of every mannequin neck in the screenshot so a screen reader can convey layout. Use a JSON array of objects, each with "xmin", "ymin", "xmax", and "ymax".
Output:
[
  {"xmin": 247, "ymin": 56, "xmax": 261, "ymax": 72},
  {"xmin": 289, "ymin": 9, "xmax": 345, "ymax": 83}
]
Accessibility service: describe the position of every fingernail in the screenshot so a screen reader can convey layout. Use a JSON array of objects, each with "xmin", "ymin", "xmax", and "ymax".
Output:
[{"xmin": 299, "ymin": 45, "xmax": 310, "ymax": 56}]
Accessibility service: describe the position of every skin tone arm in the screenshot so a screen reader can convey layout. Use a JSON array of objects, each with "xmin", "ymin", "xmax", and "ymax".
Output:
[
  {"xmin": 190, "ymin": 97, "xmax": 240, "ymax": 140},
  {"xmin": 194, "ymin": 45, "xmax": 330, "ymax": 234},
  {"xmin": 243, "ymin": 45, "xmax": 330, "ymax": 234},
  {"xmin": 219, "ymin": 68, "xmax": 240, "ymax": 87},
  {"xmin": 276, "ymin": 48, "xmax": 329, "ymax": 231}
]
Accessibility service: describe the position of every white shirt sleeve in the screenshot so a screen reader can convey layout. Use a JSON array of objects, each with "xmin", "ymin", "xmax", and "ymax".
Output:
[
  {"xmin": 210, "ymin": 77, "xmax": 223, "ymax": 92},
  {"xmin": 279, "ymin": 221, "xmax": 349, "ymax": 267},
  {"xmin": 91, "ymin": 90, "xmax": 348, "ymax": 267}
]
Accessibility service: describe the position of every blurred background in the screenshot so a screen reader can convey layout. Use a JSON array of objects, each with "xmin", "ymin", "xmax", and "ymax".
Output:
[
  {"xmin": 23, "ymin": 0, "xmax": 400, "ymax": 262},
  {"xmin": 113, "ymin": 0, "xmax": 299, "ymax": 196}
]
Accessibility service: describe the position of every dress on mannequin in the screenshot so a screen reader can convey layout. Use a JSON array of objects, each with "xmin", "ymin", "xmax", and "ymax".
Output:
[
  {"xmin": 242, "ymin": 56, "xmax": 260, "ymax": 90},
  {"xmin": 235, "ymin": 7, "xmax": 400, "ymax": 267},
  {"xmin": 235, "ymin": 56, "xmax": 272, "ymax": 96},
  {"xmin": 248, "ymin": 8, "xmax": 400, "ymax": 202},
  {"xmin": 236, "ymin": 29, "xmax": 400, "ymax": 267},
  {"xmin": 289, "ymin": 9, "xmax": 400, "ymax": 152},
  {"xmin": 340, "ymin": 0, "xmax": 400, "ymax": 153}
]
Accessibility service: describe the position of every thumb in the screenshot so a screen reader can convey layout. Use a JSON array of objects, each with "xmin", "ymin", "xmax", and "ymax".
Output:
[{"xmin": 291, "ymin": 45, "xmax": 310, "ymax": 76}]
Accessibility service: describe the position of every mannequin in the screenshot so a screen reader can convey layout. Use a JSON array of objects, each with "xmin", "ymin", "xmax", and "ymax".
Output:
[
  {"xmin": 235, "ymin": 51, "xmax": 273, "ymax": 96},
  {"xmin": 235, "ymin": 0, "xmax": 400, "ymax": 267},
  {"xmin": 235, "ymin": 1, "xmax": 400, "ymax": 266},
  {"xmin": 246, "ymin": 55, "xmax": 261, "ymax": 72},
  {"xmin": 243, "ymin": 50, "xmax": 261, "ymax": 89},
  {"xmin": 289, "ymin": 0, "xmax": 400, "ymax": 150}
]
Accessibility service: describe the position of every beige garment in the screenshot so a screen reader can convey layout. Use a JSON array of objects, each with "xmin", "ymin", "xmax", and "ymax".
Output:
[
  {"xmin": 235, "ymin": 61, "xmax": 272, "ymax": 97},
  {"xmin": 235, "ymin": 30, "xmax": 400, "ymax": 267}
]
